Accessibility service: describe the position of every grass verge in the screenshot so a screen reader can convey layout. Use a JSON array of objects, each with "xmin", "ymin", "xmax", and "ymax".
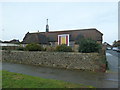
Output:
[{"xmin": 2, "ymin": 70, "xmax": 94, "ymax": 88}]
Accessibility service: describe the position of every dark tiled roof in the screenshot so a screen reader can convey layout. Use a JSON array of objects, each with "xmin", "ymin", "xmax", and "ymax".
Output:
[
  {"xmin": 22, "ymin": 32, "xmax": 49, "ymax": 44},
  {"xmin": 117, "ymin": 40, "xmax": 120, "ymax": 43},
  {"xmin": 2, "ymin": 39, "xmax": 20, "ymax": 44},
  {"xmin": 9, "ymin": 39, "xmax": 20, "ymax": 43},
  {"xmin": 22, "ymin": 28, "xmax": 103, "ymax": 44}
]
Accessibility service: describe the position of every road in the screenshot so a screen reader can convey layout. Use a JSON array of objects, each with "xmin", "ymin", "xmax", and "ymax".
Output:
[
  {"xmin": 106, "ymin": 50, "xmax": 120, "ymax": 58},
  {"xmin": 1, "ymin": 50, "xmax": 119, "ymax": 88},
  {"xmin": 106, "ymin": 50, "xmax": 119, "ymax": 88},
  {"xmin": 106, "ymin": 50, "xmax": 119, "ymax": 73}
]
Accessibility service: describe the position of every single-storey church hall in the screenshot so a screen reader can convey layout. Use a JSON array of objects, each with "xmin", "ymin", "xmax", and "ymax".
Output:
[{"xmin": 22, "ymin": 19, "xmax": 103, "ymax": 48}]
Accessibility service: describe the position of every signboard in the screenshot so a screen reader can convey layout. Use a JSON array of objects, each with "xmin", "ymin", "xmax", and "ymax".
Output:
[{"xmin": 58, "ymin": 34, "xmax": 69, "ymax": 46}]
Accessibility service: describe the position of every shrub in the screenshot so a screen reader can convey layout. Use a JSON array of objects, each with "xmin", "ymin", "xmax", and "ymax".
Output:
[
  {"xmin": 79, "ymin": 38, "xmax": 102, "ymax": 53},
  {"xmin": 25, "ymin": 43, "xmax": 44, "ymax": 51},
  {"xmin": 56, "ymin": 44, "xmax": 73, "ymax": 52}
]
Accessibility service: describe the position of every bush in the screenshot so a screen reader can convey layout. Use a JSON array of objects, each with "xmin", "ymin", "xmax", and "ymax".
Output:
[
  {"xmin": 56, "ymin": 44, "xmax": 73, "ymax": 52},
  {"xmin": 79, "ymin": 38, "xmax": 102, "ymax": 53},
  {"xmin": 25, "ymin": 43, "xmax": 44, "ymax": 51}
]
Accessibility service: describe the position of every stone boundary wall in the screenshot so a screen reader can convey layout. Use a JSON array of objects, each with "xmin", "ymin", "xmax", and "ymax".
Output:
[{"xmin": 2, "ymin": 51, "xmax": 106, "ymax": 72}]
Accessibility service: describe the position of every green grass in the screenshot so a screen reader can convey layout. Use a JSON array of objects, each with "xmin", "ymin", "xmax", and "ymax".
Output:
[
  {"xmin": 0, "ymin": 70, "xmax": 1, "ymax": 89},
  {"xmin": 2, "ymin": 70, "xmax": 94, "ymax": 88}
]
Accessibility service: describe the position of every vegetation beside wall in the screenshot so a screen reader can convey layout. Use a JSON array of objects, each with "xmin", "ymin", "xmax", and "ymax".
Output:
[
  {"xmin": 78, "ymin": 39, "xmax": 102, "ymax": 53},
  {"xmin": 2, "ymin": 70, "xmax": 94, "ymax": 88},
  {"xmin": 56, "ymin": 44, "xmax": 73, "ymax": 52},
  {"xmin": 2, "ymin": 39, "xmax": 103, "ymax": 53},
  {"xmin": 25, "ymin": 43, "xmax": 45, "ymax": 51},
  {"xmin": 24, "ymin": 44, "xmax": 73, "ymax": 52}
]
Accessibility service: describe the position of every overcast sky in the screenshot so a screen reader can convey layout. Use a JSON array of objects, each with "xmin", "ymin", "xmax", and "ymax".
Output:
[{"xmin": 0, "ymin": 2, "xmax": 118, "ymax": 45}]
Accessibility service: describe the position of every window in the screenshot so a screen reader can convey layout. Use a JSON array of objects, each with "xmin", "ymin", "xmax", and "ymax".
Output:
[{"xmin": 58, "ymin": 34, "xmax": 69, "ymax": 46}]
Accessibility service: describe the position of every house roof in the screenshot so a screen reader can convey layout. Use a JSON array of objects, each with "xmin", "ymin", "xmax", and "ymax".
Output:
[
  {"xmin": 2, "ymin": 39, "xmax": 20, "ymax": 44},
  {"xmin": 33, "ymin": 28, "xmax": 103, "ymax": 34},
  {"xmin": 22, "ymin": 33, "xmax": 49, "ymax": 44},
  {"xmin": 22, "ymin": 28, "xmax": 103, "ymax": 44},
  {"xmin": 103, "ymin": 42, "xmax": 112, "ymax": 47}
]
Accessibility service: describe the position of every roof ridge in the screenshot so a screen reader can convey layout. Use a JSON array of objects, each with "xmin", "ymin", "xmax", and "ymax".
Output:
[
  {"xmin": 50, "ymin": 28, "xmax": 97, "ymax": 32},
  {"xmin": 30, "ymin": 28, "xmax": 98, "ymax": 33}
]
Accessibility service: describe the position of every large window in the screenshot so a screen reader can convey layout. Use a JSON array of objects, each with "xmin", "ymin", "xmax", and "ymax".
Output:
[{"xmin": 58, "ymin": 34, "xmax": 69, "ymax": 46}]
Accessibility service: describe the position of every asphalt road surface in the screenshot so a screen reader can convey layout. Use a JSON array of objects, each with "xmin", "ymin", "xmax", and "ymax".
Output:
[{"xmin": 106, "ymin": 50, "xmax": 119, "ymax": 72}]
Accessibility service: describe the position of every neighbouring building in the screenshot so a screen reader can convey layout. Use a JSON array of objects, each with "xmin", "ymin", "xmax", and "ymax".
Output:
[
  {"xmin": 0, "ymin": 39, "xmax": 20, "ymax": 50},
  {"xmin": 103, "ymin": 42, "xmax": 112, "ymax": 50},
  {"xmin": 113, "ymin": 40, "xmax": 120, "ymax": 47},
  {"xmin": 2, "ymin": 39, "xmax": 20, "ymax": 44}
]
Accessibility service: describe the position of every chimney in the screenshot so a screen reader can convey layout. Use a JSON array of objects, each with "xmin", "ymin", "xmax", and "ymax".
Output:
[{"xmin": 46, "ymin": 19, "xmax": 49, "ymax": 32}]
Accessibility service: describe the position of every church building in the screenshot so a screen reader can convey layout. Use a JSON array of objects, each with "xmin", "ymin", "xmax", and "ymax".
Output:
[{"xmin": 22, "ymin": 19, "xmax": 103, "ymax": 47}]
